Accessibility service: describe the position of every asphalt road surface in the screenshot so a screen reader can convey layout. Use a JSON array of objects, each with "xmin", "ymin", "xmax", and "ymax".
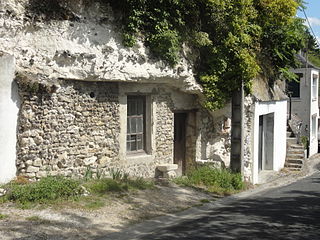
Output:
[{"xmin": 140, "ymin": 172, "xmax": 320, "ymax": 240}]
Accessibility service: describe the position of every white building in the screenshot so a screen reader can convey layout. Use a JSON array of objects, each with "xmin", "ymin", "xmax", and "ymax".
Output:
[{"xmin": 288, "ymin": 59, "xmax": 319, "ymax": 157}]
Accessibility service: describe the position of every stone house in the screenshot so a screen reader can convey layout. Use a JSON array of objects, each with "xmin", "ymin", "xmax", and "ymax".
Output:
[
  {"xmin": 0, "ymin": 0, "xmax": 294, "ymax": 185},
  {"xmin": 0, "ymin": 1, "xmax": 232, "ymax": 183}
]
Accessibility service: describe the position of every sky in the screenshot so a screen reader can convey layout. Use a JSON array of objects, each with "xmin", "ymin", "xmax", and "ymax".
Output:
[{"xmin": 297, "ymin": 0, "xmax": 320, "ymax": 46}]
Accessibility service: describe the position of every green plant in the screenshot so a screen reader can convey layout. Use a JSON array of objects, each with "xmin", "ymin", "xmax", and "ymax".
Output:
[
  {"xmin": 95, "ymin": 168, "xmax": 104, "ymax": 180},
  {"xmin": 300, "ymin": 136, "xmax": 309, "ymax": 149},
  {"xmin": 84, "ymin": 166, "xmax": 93, "ymax": 181},
  {"xmin": 173, "ymin": 166, "xmax": 244, "ymax": 195},
  {"xmin": 0, "ymin": 213, "xmax": 8, "ymax": 220},
  {"xmin": 84, "ymin": 178, "xmax": 127, "ymax": 194},
  {"xmin": 108, "ymin": 0, "xmax": 306, "ymax": 110},
  {"xmin": 6, "ymin": 176, "xmax": 83, "ymax": 204}
]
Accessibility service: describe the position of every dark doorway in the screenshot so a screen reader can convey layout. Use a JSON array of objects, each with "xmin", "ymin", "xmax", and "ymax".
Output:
[{"xmin": 174, "ymin": 113, "xmax": 187, "ymax": 176}]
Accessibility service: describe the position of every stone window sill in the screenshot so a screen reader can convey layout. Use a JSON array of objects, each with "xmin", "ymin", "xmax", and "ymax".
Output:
[{"xmin": 126, "ymin": 152, "xmax": 154, "ymax": 164}]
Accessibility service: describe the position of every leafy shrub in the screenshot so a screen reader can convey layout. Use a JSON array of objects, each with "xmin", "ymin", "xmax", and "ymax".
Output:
[
  {"xmin": 6, "ymin": 176, "xmax": 83, "ymax": 204},
  {"xmin": 173, "ymin": 166, "xmax": 244, "ymax": 194}
]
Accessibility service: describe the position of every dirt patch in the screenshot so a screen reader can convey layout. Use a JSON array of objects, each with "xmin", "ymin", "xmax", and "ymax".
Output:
[{"xmin": 0, "ymin": 182, "xmax": 218, "ymax": 240}]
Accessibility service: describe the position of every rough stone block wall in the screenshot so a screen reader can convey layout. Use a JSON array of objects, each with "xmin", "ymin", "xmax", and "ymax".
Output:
[
  {"xmin": 198, "ymin": 107, "xmax": 231, "ymax": 167},
  {"xmin": 17, "ymin": 80, "xmax": 120, "ymax": 179},
  {"xmin": 243, "ymin": 96, "xmax": 255, "ymax": 182},
  {"xmin": 154, "ymin": 90, "xmax": 174, "ymax": 165}
]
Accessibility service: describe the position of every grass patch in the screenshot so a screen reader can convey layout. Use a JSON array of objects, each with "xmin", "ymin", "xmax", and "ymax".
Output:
[
  {"xmin": 0, "ymin": 213, "xmax": 8, "ymax": 220},
  {"xmin": 84, "ymin": 177, "xmax": 154, "ymax": 195},
  {"xmin": 3, "ymin": 176, "xmax": 83, "ymax": 206},
  {"xmin": 2, "ymin": 174, "xmax": 154, "ymax": 209},
  {"xmin": 200, "ymin": 199, "xmax": 210, "ymax": 203},
  {"xmin": 173, "ymin": 166, "xmax": 245, "ymax": 195}
]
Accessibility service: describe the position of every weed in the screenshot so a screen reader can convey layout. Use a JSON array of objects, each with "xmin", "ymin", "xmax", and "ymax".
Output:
[
  {"xmin": 26, "ymin": 215, "xmax": 50, "ymax": 224},
  {"xmin": 6, "ymin": 176, "xmax": 83, "ymax": 204},
  {"xmin": 84, "ymin": 166, "xmax": 93, "ymax": 181},
  {"xmin": 200, "ymin": 199, "xmax": 210, "ymax": 203},
  {"xmin": 0, "ymin": 213, "xmax": 8, "ymax": 220},
  {"xmin": 173, "ymin": 166, "xmax": 245, "ymax": 195}
]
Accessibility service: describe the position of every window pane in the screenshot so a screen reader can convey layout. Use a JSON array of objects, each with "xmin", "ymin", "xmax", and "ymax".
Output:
[
  {"xmin": 127, "ymin": 100, "xmax": 133, "ymax": 116},
  {"xmin": 127, "ymin": 96, "xmax": 146, "ymax": 152},
  {"xmin": 137, "ymin": 117, "xmax": 143, "ymax": 132},
  {"xmin": 131, "ymin": 118, "xmax": 137, "ymax": 133},
  {"xmin": 127, "ymin": 118, "xmax": 131, "ymax": 133},
  {"xmin": 138, "ymin": 99, "xmax": 143, "ymax": 115},
  {"xmin": 131, "ymin": 140, "xmax": 136, "ymax": 151}
]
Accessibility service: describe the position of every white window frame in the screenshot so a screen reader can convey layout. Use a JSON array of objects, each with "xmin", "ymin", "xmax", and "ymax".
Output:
[
  {"xmin": 312, "ymin": 74, "xmax": 318, "ymax": 100},
  {"xmin": 312, "ymin": 114, "xmax": 317, "ymax": 139}
]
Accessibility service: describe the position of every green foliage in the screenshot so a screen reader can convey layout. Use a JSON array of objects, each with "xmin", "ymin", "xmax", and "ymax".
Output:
[
  {"xmin": 173, "ymin": 166, "xmax": 244, "ymax": 195},
  {"xmin": 108, "ymin": 0, "xmax": 305, "ymax": 109},
  {"xmin": 5, "ymin": 176, "xmax": 83, "ymax": 204},
  {"xmin": 309, "ymin": 54, "xmax": 320, "ymax": 68},
  {"xmin": 84, "ymin": 177, "xmax": 154, "ymax": 195},
  {"xmin": 85, "ymin": 178, "xmax": 128, "ymax": 194},
  {"xmin": 0, "ymin": 213, "xmax": 8, "ymax": 220},
  {"xmin": 300, "ymin": 136, "xmax": 309, "ymax": 149}
]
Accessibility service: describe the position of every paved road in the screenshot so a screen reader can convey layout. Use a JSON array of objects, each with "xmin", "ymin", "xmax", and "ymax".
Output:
[
  {"xmin": 142, "ymin": 172, "xmax": 320, "ymax": 240},
  {"xmin": 103, "ymin": 170, "xmax": 320, "ymax": 240}
]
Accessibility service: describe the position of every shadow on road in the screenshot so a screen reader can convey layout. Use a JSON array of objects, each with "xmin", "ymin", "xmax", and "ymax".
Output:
[{"xmin": 134, "ymin": 174, "xmax": 320, "ymax": 240}]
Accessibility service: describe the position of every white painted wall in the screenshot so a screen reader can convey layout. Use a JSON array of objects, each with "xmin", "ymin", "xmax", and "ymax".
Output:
[
  {"xmin": 291, "ymin": 68, "xmax": 319, "ymax": 156},
  {"xmin": 0, "ymin": 54, "xmax": 19, "ymax": 183},
  {"xmin": 253, "ymin": 100, "xmax": 287, "ymax": 184}
]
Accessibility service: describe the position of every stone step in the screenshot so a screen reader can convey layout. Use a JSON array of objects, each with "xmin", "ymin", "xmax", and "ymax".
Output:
[
  {"xmin": 286, "ymin": 154, "xmax": 304, "ymax": 160},
  {"xmin": 285, "ymin": 167, "xmax": 303, "ymax": 171},
  {"xmin": 287, "ymin": 137, "xmax": 298, "ymax": 145},
  {"xmin": 288, "ymin": 144, "xmax": 304, "ymax": 150},
  {"xmin": 284, "ymin": 163, "xmax": 303, "ymax": 169},
  {"xmin": 286, "ymin": 157, "xmax": 304, "ymax": 162},
  {"xmin": 287, "ymin": 152, "xmax": 304, "ymax": 156},
  {"xmin": 287, "ymin": 149, "xmax": 304, "ymax": 154},
  {"xmin": 286, "ymin": 159, "xmax": 304, "ymax": 165},
  {"xmin": 287, "ymin": 131, "xmax": 294, "ymax": 138}
]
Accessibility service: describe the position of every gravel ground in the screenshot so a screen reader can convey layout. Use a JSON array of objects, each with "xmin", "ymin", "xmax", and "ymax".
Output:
[{"xmin": 0, "ymin": 182, "xmax": 217, "ymax": 240}]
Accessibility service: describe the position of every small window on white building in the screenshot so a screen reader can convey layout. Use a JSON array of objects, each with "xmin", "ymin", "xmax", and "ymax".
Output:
[
  {"xmin": 312, "ymin": 114, "xmax": 317, "ymax": 139},
  {"xmin": 312, "ymin": 74, "xmax": 318, "ymax": 100},
  {"xmin": 127, "ymin": 96, "xmax": 145, "ymax": 152}
]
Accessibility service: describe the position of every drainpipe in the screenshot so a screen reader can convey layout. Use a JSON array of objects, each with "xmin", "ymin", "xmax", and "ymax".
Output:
[
  {"xmin": 288, "ymin": 92, "xmax": 292, "ymax": 121},
  {"xmin": 230, "ymin": 82, "xmax": 244, "ymax": 173}
]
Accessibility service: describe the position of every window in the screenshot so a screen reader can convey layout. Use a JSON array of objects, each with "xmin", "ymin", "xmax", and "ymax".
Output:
[
  {"xmin": 127, "ymin": 96, "xmax": 145, "ymax": 152},
  {"xmin": 287, "ymin": 73, "xmax": 302, "ymax": 98},
  {"xmin": 312, "ymin": 114, "xmax": 317, "ymax": 139},
  {"xmin": 312, "ymin": 74, "xmax": 318, "ymax": 100}
]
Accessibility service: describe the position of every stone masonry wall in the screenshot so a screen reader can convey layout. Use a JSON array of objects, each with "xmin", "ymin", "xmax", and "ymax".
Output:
[
  {"xmin": 154, "ymin": 89, "xmax": 174, "ymax": 165},
  {"xmin": 17, "ymin": 80, "xmax": 120, "ymax": 179},
  {"xmin": 242, "ymin": 96, "xmax": 255, "ymax": 182}
]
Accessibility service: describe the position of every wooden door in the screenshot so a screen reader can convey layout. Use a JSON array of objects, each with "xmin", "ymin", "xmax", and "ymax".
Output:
[{"xmin": 174, "ymin": 113, "xmax": 187, "ymax": 176}]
